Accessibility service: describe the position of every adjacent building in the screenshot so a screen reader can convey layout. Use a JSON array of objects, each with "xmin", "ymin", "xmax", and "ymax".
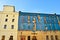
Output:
[
  {"xmin": 0, "ymin": 5, "xmax": 60, "ymax": 40},
  {"xmin": 18, "ymin": 12, "xmax": 60, "ymax": 40},
  {"xmin": 0, "ymin": 5, "xmax": 19, "ymax": 40}
]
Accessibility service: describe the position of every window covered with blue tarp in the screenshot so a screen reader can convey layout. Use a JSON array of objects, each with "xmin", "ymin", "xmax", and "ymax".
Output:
[{"xmin": 18, "ymin": 12, "xmax": 60, "ymax": 31}]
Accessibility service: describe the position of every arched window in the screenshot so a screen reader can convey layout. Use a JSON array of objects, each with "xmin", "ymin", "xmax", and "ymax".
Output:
[
  {"xmin": 11, "ymin": 25, "xmax": 14, "ymax": 29},
  {"xmin": 9, "ymin": 36, "xmax": 13, "ymax": 40},
  {"xmin": 28, "ymin": 36, "xmax": 30, "ymax": 40},
  {"xmin": 4, "ymin": 25, "xmax": 7, "ymax": 29},
  {"xmin": 46, "ymin": 35, "xmax": 49, "ymax": 40},
  {"xmin": 37, "ymin": 15, "xmax": 40, "ymax": 22},
  {"xmin": 20, "ymin": 35, "xmax": 26, "ymax": 40},
  {"xmin": 55, "ymin": 35, "xmax": 58, "ymax": 40},
  {"xmin": 32, "ymin": 36, "xmax": 37, "ymax": 40},
  {"xmin": 51, "ymin": 35, "xmax": 54, "ymax": 40},
  {"xmin": 44, "ymin": 16, "xmax": 46, "ymax": 24},
  {"xmin": 12, "ymin": 19, "xmax": 15, "ymax": 22},
  {"xmin": 1, "ymin": 35, "xmax": 5, "ymax": 40},
  {"xmin": 5, "ymin": 18, "xmax": 8, "ymax": 22},
  {"xmin": 6, "ymin": 15, "xmax": 8, "ymax": 17}
]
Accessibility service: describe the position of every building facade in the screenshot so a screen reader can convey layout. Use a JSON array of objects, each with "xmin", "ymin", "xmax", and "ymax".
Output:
[
  {"xmin": 0, "ymin": 5, "xmax": 19, "ymax": 40},
  {"xmin": 18, "ymin": 12, "xmax": 60, "ymax": 40},
  {"xmin": 0, "ymin": 5, "xmax": 60, "ymax": 40}
]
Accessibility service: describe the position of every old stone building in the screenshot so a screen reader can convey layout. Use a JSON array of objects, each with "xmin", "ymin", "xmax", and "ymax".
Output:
[{"xmin": 0, "ymin": 5, "xmax": 19, "ymax": 40}]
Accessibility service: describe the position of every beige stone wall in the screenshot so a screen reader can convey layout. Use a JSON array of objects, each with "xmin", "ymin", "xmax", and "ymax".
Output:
[
  {"xmin": 18, "ymin": 31, "xmax": 60, "ymax": 40},
  {"xmin": 0, "ymin": 5, "xmax": 19, "ymax": 40},
  {"xmin": 3, "ymin": 5, "xmax": 15, "ymax": 12}
]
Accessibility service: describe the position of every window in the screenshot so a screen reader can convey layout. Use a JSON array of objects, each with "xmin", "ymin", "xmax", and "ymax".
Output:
[
  {"xmin": 6, "ymin": 15, "xmax": 8, "ymax": 17},
  {"xmin": 12, "ymin": 19, "xmax": 15, "ymax": 22},
  {"xmin": 28, "ymin": 16, "xmax": 30, "ymax": 23},
  {"xmin": 5, "ymin": 18, "xmax": 8, "ymax": 22},
  {"xmin": 21, "ymin": 36, "xmax": 26, "ymax": 40},
  {"xmin": 1, "ymin": 35, "xmax": 5, "ymax": 40},
  {"xmin": 9, "ymin": 36, "xmax": 13, "ymax": 40},
  {"xmin": 44, "ymin": 16, "xmax": 46, "ymax": 24},
  {"xmin": 37, "ymin": 15, "xmax": 40, "ymax": 22},
  {"xmin": 33, "ymin": 18, "xmax": 36, "ymax": 23},
  {"xmin": 28, "ymin": 16, "xmax": 30, "ymax": 20},
  {"xmin": 22, "ymin": 16, "xmax": 24, "ymax": 23},
  {"xmin": 11, "ymin": 25, "xmax": 14, "ymax": 29},
  {"xmin": 46, "ymin": 35, "xmax": 49, "ymax": 40},
  {"xmin": 32, "ymin": 36, "xmax": 37, "ymax": 40},
  {"xmin": 55, "ymin": 35, "xmax": 58, "ymax": 40},
  {"xmin": 51, "ymin": 35, "xmax": 54, "ymax": 40},
  {"xmin": 4, "ymin": 25, "xmax": 7, "ymax": 29},
  {"xmin": 28, "ymin": 36, "xmax": 30, "ymax": 40}
]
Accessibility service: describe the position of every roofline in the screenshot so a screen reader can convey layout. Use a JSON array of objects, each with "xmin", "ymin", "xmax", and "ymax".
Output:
[{"xmin": 19, "ymin": 11, "xmax": 60, "ymax": 16}]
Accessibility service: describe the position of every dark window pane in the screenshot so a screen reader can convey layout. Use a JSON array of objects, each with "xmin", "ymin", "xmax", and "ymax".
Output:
[
  {"xmin": 4, "ymin": 25, "xmax": 7, "ymax": 29},
  {"xmin": 51, "ymin": 35, "xmax": 54, "ymax": 40},
  {"xmin": 6, "ymin": 15, "xmax": 8, "ymax": 17},
  {"xmin": 5, "ymin": 19, "xmax": 8, "ymax": 22},
  {"xmin": 1, "ymin": 35, "xmax": 5, "ymax": 40},
  {"xmin": 21, "ymin": 36, "xmax": 26, "ymax": 40},
  {"xmin": 28, "ymin": 36, "xmax": 30, "ymax": 40},
  {"xmin": 32, "ymin": 36, "xmax": 37, "ymax": 40},
  {"xmin": 9, "ymin": 36, "xmax": 13, "ymax": 40},
  {"xmin": 46, "ymin": 35, "xmax": 49, "ymax": 40},
  {"xmin": 55, "ymin": 35, "xmax": 58, "ymax": 40},
  {"xmin": 12, "ymin": 19, "xmax": 14, "ymax": 22},
  {"xmin": 11, "ymin": 25, "xmax": 14, "ymax": 29}
]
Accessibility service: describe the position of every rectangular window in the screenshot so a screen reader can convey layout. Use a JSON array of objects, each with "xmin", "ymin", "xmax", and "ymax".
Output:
[
  {"xmin": 55, "ymin": 35, "xmax": 58, "ymax": 40},
  {"xmin": 12, "ymin": 19, "xmax": 15, "ymax": 22},
  {"xmin": 28, "ymin": 16, "xmax": 30, "ymax": 23},
  {"xmin": 32, "ymin": 36, "xmax": 37, "ymax": 40},
  {"xmin": 11, "ymin": 25, "xmax": 14, "ymax": 29},
  {"xmin": 21, "ymin": 36, "xmax": 26, "ymax": 40},
  {"xmin": 22, "ymin": 16, "xmax": 24, "ymax": 23},
  {"xmin": 4, "ymin": 25, "xmax": 7, "ymax": 29},
  {"xmin": 2, "ymin": 35, "xmax": 5, "ymax": 40},
  {"xmin": 37, "ymin": 15, "xmax": 40, "ymax": 22},
  {"xmin": 28, "ymin": 16, "xmax": 30, "ymax": 20},
  {"xmin": 46, "ymin": 35, "xmax": 49, "ymax": 40},
  {"xmin": 28, "ymin": 36, "xmax": 30, "ymax": 40},
  {"xmin": 51, "ymin": 35, "xmax": 54, "ymax": 40},
  {"xmin": 44, "ymin": 16, "xmax": 46, "ymax": 24},
  {"xmin": 5, "ymin": 18, "xmax": 8, "ymax": 22},
  {"xmin": 9, "ymin": 36, "xmax": 13, "ymax": 40},
  {"xmin": 6, "ymin": 15, "xmax": 8, "ymax": 17}
]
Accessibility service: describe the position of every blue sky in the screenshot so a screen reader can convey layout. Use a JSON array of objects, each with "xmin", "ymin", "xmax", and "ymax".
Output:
[{"xmin": 0, "ymin": 0, "xmax": 60, "ymax": 14}]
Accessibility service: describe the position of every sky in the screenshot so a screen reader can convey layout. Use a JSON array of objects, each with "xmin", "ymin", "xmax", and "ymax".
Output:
[{"xmin": 0, "ymin": 0, "xmax": 60, "ymax": 14}]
